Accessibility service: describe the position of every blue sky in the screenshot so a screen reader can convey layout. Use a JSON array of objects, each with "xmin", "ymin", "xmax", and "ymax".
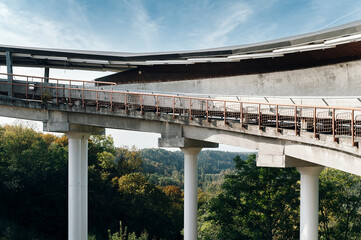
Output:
[
  {"xmin": 1, "ymin": 0, "xmax": 361, "ymax": 150},
  {"xmin": 1, "ymin": 0, "xmax": 361, "ymax": 52}
]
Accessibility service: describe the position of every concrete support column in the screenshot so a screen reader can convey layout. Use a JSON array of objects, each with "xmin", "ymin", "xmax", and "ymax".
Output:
[
  {"xmin": 159, "ymin": 137, "xmax": 217, "ymax": 240},
  {"xmin": 181, "ymin": 147, "xmax": 202, "ymax": 240},
  {"xmin": 297, "ymin": 166, "xmax": 324, "ymax": 240},
  {"xmin": 67, "ymin": 132, "xmax": 90, "ymax": 240}
]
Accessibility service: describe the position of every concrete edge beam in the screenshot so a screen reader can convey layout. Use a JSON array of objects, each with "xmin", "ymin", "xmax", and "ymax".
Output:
[
  {"xmin": 257, "ymin": 154, "xmax": 318, "ymax": 168},
  {"xmin": 43, "ymin": 122, "xmax": 105, "ymax": 135},
  {"xmin": 158, "ymin": 137, "xmax": 219, "ymax": 148}
]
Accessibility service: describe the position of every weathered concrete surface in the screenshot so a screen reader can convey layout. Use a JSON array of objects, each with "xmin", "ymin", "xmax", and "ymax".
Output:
[
  {"xmin": 0, "ymin": 97, "xmax": 361, "ymax": 175},
  {"xmin": 116, "ymin": 59, "xmax": 361, "ymax": 97},
  {"xmin": 44, "ymin": 121, "xmax": 105, "ymax": 135},
  {"xmin": 158, "ymin": 137, "xmax": 218, "ymax": 148}
]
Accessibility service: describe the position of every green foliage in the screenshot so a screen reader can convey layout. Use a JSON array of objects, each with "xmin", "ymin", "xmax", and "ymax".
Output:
[
  {"xmin": 3, "ymin": 124, "xmax": 361, "ymax": 239},
  {"xmin": 201, "ymin": 154, "xmax": 300, "ymax": 240},
  {"xmin": 108, "ymin": 221, "xmax": 148, "ymax": 240},
  {"xmin": 88, "ymin": 145, "xmax": 183, "ymax": 239},
  {"xmin": 0, "ymin": 125, "xmax": 183, "ymax": 240},
  {"xmin": 0, "ymin": 125, "xmax": 68, "ymax": 239},
  {"xmin": 319, "ymin": 168, "xmax": 361, "ymax": 239},
  {"xmin": 142, "ymin": 148, "xmax": 252, "ymax": 191}
]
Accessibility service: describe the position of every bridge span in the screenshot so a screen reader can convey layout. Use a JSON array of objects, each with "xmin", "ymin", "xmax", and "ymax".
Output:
[
  {"xmin": 2, "ymin": 20, "xmax": 361, "ymax": 240},
  {"xmin": 0, "ymin": 72, "xmax": 360, "ymax": 239}
]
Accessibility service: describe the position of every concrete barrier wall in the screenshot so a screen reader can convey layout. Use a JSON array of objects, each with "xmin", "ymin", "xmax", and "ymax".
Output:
[{"xmin": 115, "ymin": 59, "xmax": 361, "ymax": 97}]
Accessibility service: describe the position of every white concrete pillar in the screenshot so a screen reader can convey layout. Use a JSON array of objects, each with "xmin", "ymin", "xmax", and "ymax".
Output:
[
  {"xmin": 297, "ymin": 166, "xmax": 324, "ymax": 240},
  {"xmin": 181, "ymin": 147, "xmax": 201, "ymax": 240},
  {"xmin": 67, "ymin": 132, "xmax": 89, "ymax": 240},
  {"xmin": 81, "ymin": 134, "xmax": 89, "ymax": 240}
]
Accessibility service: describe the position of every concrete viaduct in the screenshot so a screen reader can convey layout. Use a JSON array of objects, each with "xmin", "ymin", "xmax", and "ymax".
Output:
[{"xmin": 2, "ymin": 20, "xmax": 361, "ymax": 240}]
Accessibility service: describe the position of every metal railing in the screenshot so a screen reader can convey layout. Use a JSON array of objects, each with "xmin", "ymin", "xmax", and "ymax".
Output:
[{"xmin": 0, "ymin": 73, "xmax": 361, "ymax": 147}]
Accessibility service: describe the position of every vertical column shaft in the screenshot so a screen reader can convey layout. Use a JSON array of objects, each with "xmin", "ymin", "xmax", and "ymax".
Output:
[
  {"xmin": 297, "ymin": 166, "xmax": 324, "ymax": 240},
  {"xmin": 6, "ymin": 51, "xmax": 13, "ymax": 97},
  {"xmin": 181, "ymin": 147, "xmax": 201, "ymax": 240},
  {"xmin": 67, "ymin": 132, "xmax": 89, "ymax": 240},
  {"xmin": 81, "ymin": 135, "xmax": 89, "ymax": 240}
]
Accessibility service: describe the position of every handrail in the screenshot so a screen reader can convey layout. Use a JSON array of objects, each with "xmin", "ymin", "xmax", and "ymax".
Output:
[
  {"xmin": 0, "ymin": 73, "xmax": 361, "ymax": 147},
  {"xmin": 0, "ymin": 72, "xmax": 116, "ymax": 85},
  {"xmin": 0, "ymin": 73, "xmax": 361, "ymax": 111}
]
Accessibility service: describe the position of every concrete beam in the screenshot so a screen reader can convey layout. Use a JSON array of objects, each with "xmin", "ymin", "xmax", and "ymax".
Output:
[
  {"xmin": 158, "ymin": 137, "xmax": 218, "ymax": 148},
  {"xmin": 257, "ymin": 140, "xmax": 317, "ymax": 168},
  {"xmin": 44, "ymin": 122, "xmax": 105, "ymax": 135},
  {"xmin": 285, "ymin": 143, "xmax": 361, "ymax": 176},
  {"xmin": 160, "ymin": 122, "xmax": 183, "ymax": 138}
]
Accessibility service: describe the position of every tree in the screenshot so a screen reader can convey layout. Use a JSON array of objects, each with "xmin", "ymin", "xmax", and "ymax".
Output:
[
  {"xmin": 108, "ymin": 221, "xmax": 148, "ymax": 240},
  {"xmin": 319, "ymin": 168, "xmax": 361, "ymax": 240},
  {"xmin": 0, "ymin": 125, "xmax": 68, "ymax": 239},
  {"xmin": 204, "ymin": 154, "xmax": 300, "ymax": 240},
  {"xmin": 0, "ymin": 126, "xmax": 184, "ymax": 240},
  {"xmin": 114, "ymin": 173, "xmax": 183, "ymax": 240}
]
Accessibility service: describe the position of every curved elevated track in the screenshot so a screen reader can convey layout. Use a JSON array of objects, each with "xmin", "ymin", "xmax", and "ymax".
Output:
[{"xmin": 0, "ymin": 73, "xmax": 361, "ymax": 176}]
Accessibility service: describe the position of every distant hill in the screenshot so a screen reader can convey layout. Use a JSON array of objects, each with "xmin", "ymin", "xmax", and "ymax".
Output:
[{"xmin": 141, "ymin": 148, "xmax": 255, "ymax": 188}]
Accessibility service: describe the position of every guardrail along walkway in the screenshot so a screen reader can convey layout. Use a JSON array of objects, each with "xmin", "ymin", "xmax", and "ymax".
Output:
[{"xmin": 1, "ymin": 73, "xmax": 360, "ymax": 147}]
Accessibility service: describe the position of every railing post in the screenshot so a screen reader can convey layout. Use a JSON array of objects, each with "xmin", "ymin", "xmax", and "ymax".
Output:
[
  {"xmin": 173, "ymin": 96, "xmax": 176, "ymax": 119},
  {"xmin": 96, "ymin": 85, "xmax": 99, "ymax": 110},
  {"xmin": 110, "ymin": 86, "xmax": 113, "ymax": 112},
  {"xmin": 352, "ymin": 110, "xmax": 358, "ymax": 147},
  {"xmin": 276, "ymin": 105, "xmax": 279, "ymax": 133},
  {"xmin": 56, "ymin": 79, "xmax": 59, "ymax": 105},
  {"xmin": 314, "ymin": 107, "xmax": 318, "ymax": 139},
  {"xmin": 82, "ymin": 82, "xmax": 85, "ymax": 109},
  {"xmin": 258, "ymin": 103, "xmax": 261, "ymax": 130},
  {"xmin": 189, "ymin": 98, "xmax": 192, "ymax": 120},
  {"xmin": 69, "ymin": 81, "xmax": 72, "ymax": 106},
  {"xmin": 295, "ymin": 106, "xmax": 298, "ymax": 136},
  {"xmin": 224, "ymin": 101, "xmax": 227, "ymax": 125},
  {"xmin": 240, "ymin": 103, "xmax": 243, "ymax": 128},
  {"xmin": 124, "ymin": 93, "xmax": 128, "ymax": 113},
  {"xmin": 332, "ymin": 108, "xmax": 338, "ymax": 142},
  {"xmin": 156, "ymin": 95, "xmax": 159, "ymax": 116},
  {"xmin": 206, "ymin": 100, "xmax": 209, "ymax": 122},
  {"xmin": 140, "ymin": 95, "xmax": 144, "ymax": 115},
  {"xmin": 26, "ymin": 76, "xmax": 28, "ymax": 102},
  {"xmin": 41, "ymin": 78, "xmax": 44, "ymax": 103}
]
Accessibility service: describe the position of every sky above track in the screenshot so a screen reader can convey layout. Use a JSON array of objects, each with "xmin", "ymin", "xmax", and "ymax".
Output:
[
  {"xmin": 1, "ymin": 0, "xmax": 361, "ymax": 52},
  {"xmin": 1, "ymin": 0, "xmax": 361, "ymax": 150}
]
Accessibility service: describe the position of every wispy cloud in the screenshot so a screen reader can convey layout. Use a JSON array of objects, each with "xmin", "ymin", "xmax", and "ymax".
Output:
[
  {"xmin": 199, "ymin": 2, "xmax": 253, "ymax": 48},
  {"xmin": 128, "ymin": 0, "xmax": 160, "ymax": 51},
  {"xmin": 173, "ymin": 1, "xmax": 254, "ymax": 50},
  {"xmin": 1, "ymin": 0, "xmax": 361, "ymax": 54},
  {"xmin": 110, "ymin": 0, "xmax": 162, "ymax": 52},
  {"xmin": 0, "ymin": 1, "xmax": 107, "ymax": 50}
]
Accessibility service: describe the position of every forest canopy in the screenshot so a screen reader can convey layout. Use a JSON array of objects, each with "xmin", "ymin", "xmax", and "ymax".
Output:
[{"xmin": 0, "ymin": 124, "xmax": 360, "ymax": 240}]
